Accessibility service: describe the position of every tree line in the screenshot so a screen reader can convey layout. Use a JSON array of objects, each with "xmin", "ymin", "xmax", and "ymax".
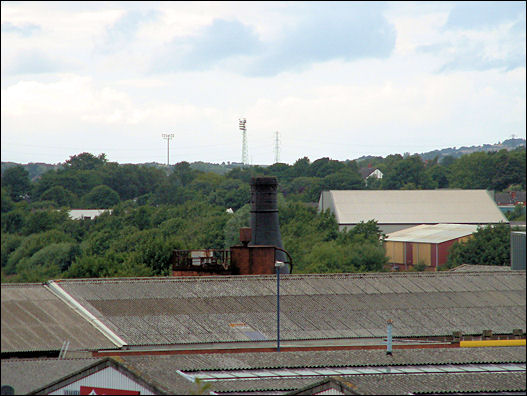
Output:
[{"xmin": 1, "ymin": 148, "xmax": 525, "ymax": 282}]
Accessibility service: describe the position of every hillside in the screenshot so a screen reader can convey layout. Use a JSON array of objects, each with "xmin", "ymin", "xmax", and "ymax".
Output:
[
  {"xmin": 2, "ymin": 138, "xmax": 525, "ymax": 178},
  {"xmin": 355, "ymin": 138, "xmax": 526, "ymax": 165}
]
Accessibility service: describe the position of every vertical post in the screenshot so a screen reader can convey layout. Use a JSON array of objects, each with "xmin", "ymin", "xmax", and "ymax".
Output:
[
  {"xmin": 387, "ymin": 319, "xmax": 393, "ymax": 355},
  {"xmin": 162, "ymin": 133, "xmax": 174, "ymax": 166}
]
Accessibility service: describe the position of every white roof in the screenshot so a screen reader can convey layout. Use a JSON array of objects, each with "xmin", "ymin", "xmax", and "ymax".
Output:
[
  {"xmin": 321, "ymin": 190, "xmax": 507, "ymax": 225},
  {"xmin": 68, "ymin": 209, "xmax": 111, "ymax": 220},
  {"xmin": 385, "ymin": 223, "xmax": 480, "ymax": 244}
]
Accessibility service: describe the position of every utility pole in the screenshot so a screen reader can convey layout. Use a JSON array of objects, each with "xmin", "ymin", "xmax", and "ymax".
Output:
[{"xmin": 162, "ymin": 133, "xmax": 174, "ymax": 166}]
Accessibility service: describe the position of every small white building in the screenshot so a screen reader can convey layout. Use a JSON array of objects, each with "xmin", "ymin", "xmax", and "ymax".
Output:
[{"xmin": 68, "ymin": 209, "xmax": 111, "ymax": 220}]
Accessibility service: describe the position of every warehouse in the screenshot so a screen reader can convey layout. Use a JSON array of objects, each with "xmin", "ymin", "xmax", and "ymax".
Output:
[
  {"xmin": 1, "ymin": 270, "xmax": 525, "ymax": 394},
  {"xmin": 384, "ymin": 223, "xmax": 480, "ymax": 270},
  {"xmin": 318, "ymin": 190, "xmax": 507, "ymax": 233}
]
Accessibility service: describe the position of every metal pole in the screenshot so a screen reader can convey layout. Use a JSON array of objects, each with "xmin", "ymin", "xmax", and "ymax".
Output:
[
  {"xmin": 162, "ymin": 134, "xmax": 174, "ymax": 166},
  {"xmin": 387, "ymin": 319, "xmax": 393, "ymax": 355},
  {"xmin": 276, "ymin": 264, "xmax": 280, "ymax": 352}
]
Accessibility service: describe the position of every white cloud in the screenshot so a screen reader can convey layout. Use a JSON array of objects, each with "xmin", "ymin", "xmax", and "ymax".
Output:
[{"xmin": 1, "ymin": 2, "xmax": 525, "ymax": 165}]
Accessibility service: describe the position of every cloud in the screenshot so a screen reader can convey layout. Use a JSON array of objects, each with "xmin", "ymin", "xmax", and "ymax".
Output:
[
  {"xmin": 6, "ymin": 50, "xmax": 66, "ymax": 74},
  {"xmin": 245, "ymin": 2, "xmax": 396, "ymax": 76},
  {"xmin": 151, "ymin": 18, "xmax": 262, "ymax": 72},
  {"xmin": 444, "ymin": 1, "xmax": 525, "ymax": 30},
  {"xmin": 416, "ymin": 4, "xmax": 526, "ymax": 73},
  {"xmin": 96, "ymin": 9, "xmax": 161, "ymax": 53},
  {"xmin": 1, "ymin": 22, "xmax": 41, "ymax": 37},
  {"xmin": 151, "ymin": 2, "xmax": 396, "ymax": 76}
]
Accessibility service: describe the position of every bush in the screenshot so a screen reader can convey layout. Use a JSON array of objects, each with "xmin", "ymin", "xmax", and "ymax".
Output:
[{"xmin": 446, "ymin": 223, "xmax": 510, "ymax": 267}]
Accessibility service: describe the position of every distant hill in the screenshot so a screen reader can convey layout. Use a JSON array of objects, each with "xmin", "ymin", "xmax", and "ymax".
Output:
[
  {"xmin": 355, "ymin": 138, "xmax": 526, "ymax": 164},
  {"xmin": 2, "ymin": 138, "xmax": 525, "ymax": 179},
  {"xmin": 418, "ymin": 138, "xmax": 526, "ymax": 162},
  {"xmin": 1, "ymin": 162, "xmax": 62, "ymax": 181}
]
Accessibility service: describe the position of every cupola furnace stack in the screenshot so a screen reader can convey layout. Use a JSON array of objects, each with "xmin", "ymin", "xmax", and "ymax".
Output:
[{"xmin": 250, "ymin": 177, "xmax": 290, "ymax": 274}]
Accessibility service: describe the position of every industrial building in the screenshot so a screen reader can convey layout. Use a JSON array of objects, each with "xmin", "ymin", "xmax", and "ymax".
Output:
[
  {"xmin": 318, "ymin": 190, "xmax": 507, "ymax": 233},
  {"xmin": 383, "ymin": 223, "xmax": 479, "ymax": 269},
  {"xmin": 3, "ymin": 347, "xmax": 525, "ymax": 395},
  {"xmin": 2, "ymin": 269, "xmax": 526, "ymax": 394},
  {"xmin": 1, "ymin": 180, "xmax": 525, "ymax": 394}
]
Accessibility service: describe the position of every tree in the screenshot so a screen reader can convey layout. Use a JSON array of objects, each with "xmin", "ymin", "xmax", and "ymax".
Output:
[
  {"xmin": 23, "ymin": 209, "xmax": 68, "ymax": 235},
  {"xmin": 446, "ymin": 223, "xmax": 510, "ymax": 268},
  {"xmin": 40, "ymin": 185, "xmax": 77, "ymax": 207},
  {"xmin": 4, "ymin": 229, "xmax": 74, "ymax": 275},
  {"xmin": 381, "ymin": 155, "xmax": 430, "ymax": 189},
  {"xmin": 1, "ymin": 187, "xmax": 15, "ymax": 213},
  {"xmin": 82, "ymin": 185, "xmax": 120, "ymax": 208},
  {"xmin": 63, "ymin": 152, "xmax": 107, "ymax": 171},
  {"xmin": 1, "ymin": 165, "xmax": 31, "ymax": 201},
  {"xmin": 448, "ymin": 152, "xmax": 494, "ymax": 189}
]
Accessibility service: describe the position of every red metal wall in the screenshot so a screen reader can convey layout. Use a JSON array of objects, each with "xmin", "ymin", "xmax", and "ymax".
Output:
[
  {"xmin": 405, "ymin": 242, "xmax": 413, "ymax": 266},
  {"xmin": 438, "ymin": 239, "xmax": 458, "ymax": 266}
]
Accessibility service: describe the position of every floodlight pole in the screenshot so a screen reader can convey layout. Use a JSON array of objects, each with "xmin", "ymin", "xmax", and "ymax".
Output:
[
  {"xmin": 162, "ymin": 133, "xmax": 174, "ymax": 166},
  {"xmin": 275, "ymin": 261, "xmax": 284, "ymax": 352}
]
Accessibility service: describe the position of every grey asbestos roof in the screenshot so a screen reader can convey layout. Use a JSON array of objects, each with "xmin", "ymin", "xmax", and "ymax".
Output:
[
  {"xmin": 450, "ymin": 264, "xmax": 513, "ymax": 272},
  {"xmin": 118, "ymin": 347, "xmax": 526, "ymax": 395},
  {"xmin": 52, "ymin": 271, "xmax": 526, "ymax": 346},
  {"xmin": 0, "ymin": 358, "xmax": 102, "ymax": 394},
  {"xmin": 209, "ymin": 372, "xmax": 527, "ymax": 395},
  {"xmin": 122, "ymin": 346, "xmax": 527, "ymax": 372},
  {"xmin": 318, "ymin": 190, "xmax": 507, "ymax": 225},
  {"xmin": 1, "ymin": 283, "xmax": 116, "ymax": 353}
]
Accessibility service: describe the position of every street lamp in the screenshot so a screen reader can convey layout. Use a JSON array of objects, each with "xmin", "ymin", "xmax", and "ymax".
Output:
[
  {"xmin": 162, "ymin": 133, "xmax": 174, "ymax": 166},
  {"xmin": 275, "ymin": 261, "xmax": 285, "ymax": 352}
]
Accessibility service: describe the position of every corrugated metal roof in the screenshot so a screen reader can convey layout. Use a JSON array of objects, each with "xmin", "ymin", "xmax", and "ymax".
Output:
[
  {"xmin": 320, "ymin": 190, "xmax": 507, "ymax": 225},
  {"xmin": 52, "ymin": 272, "xmax": 526, "ymax": 346},
  {"xmin": 0, "ymin": 358, "xmax": 102, "ymax": 394},
  {"xmin": 385, "ymin": 224, "xmax": 480, "ymax": 243},
  {"xmin": 206, "ymin": 372, "xmax": 527, "ymax": 395},
  {"xmin": 450, "ymin": 264, "xmax": 513, "ymax": 272},
  {"xmin": 1, "ymin": 283, "xmax": 116, "ymax": 353},
  {"xmin": 117, "ymin": 347, "xmax": 526, "ymax": 394}
]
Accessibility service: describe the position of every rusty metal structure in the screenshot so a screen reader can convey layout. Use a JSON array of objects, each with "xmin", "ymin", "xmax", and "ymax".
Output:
[{"xmin": 172, "ymin": 177, "xmax": 292, "ymax": 276}]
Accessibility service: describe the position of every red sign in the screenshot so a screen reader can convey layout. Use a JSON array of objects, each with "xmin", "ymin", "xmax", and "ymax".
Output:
[{"xmin": 80, "ymin": 386, "xmax": 140, "ymax": 395}]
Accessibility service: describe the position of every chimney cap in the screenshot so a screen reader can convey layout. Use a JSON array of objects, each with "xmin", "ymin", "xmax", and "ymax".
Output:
[{"xmin": 251, "ymin": 177, "xmax": 277, "ymax": 185}]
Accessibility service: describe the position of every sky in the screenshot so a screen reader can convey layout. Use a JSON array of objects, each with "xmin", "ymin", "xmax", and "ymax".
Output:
[{"xmin": 1, "ymin": 1, "xmax": 526, "ymax": 166}]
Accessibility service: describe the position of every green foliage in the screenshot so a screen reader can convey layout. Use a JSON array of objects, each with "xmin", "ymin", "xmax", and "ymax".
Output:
[
  {"xmin": 82, "ymin": 185, "xmax": 120, "ymax": 208},
  {"xmin": 1, "ymin": 187, "xmax": 15, "ymax": 213},
  {"xmin": 2, "ymin": 148, "xmax": 524, "ymax": 283},
  {"xmin": 14, "ymin": 242, "xmax": 81, "ymax": 281},
  {"xmin": 23, "ymin": 209, "xmax": 69, "ymax": 235},
  {"xmin": 446, "ymin": 223, "xmax": 511, "ymax": 268},
  {"xmin": 4, "ymin": 229, "xmax": 74, "ymax": 275},
  {"xmin": 412, "ymin": 261, "xmax": 427, "ymax": 272},
  {"xmin": 505, "ymin": 204, "xmax": 526, "ymax": 221},
  {"xmin": 224, "ymin": 204, "xmax": 250, "ymax": 249},
  {"xmin": 64, "ymin": 152, "xmax": 107, "ymax": 171},
  {"xmin": 1, "ymin": 208, "xmax": 26, "ymax": 234},
  {"xmin": 40, "ymin": 185, "xmax": 77, "ymax": 207},
  {"xmin": 303, "ymin": 240, "xmax": 387, "ymax": 273},
  {"xmin": 381, "ymin": 155, "xmax": 431, "ymax": 189},
  {"xmin": 1, "ymin": 165, "xmax": 31, "ymax": 201},
  {"xmin": 1, "ymin": 233, "xmax": 23, "ymax": 268}
]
